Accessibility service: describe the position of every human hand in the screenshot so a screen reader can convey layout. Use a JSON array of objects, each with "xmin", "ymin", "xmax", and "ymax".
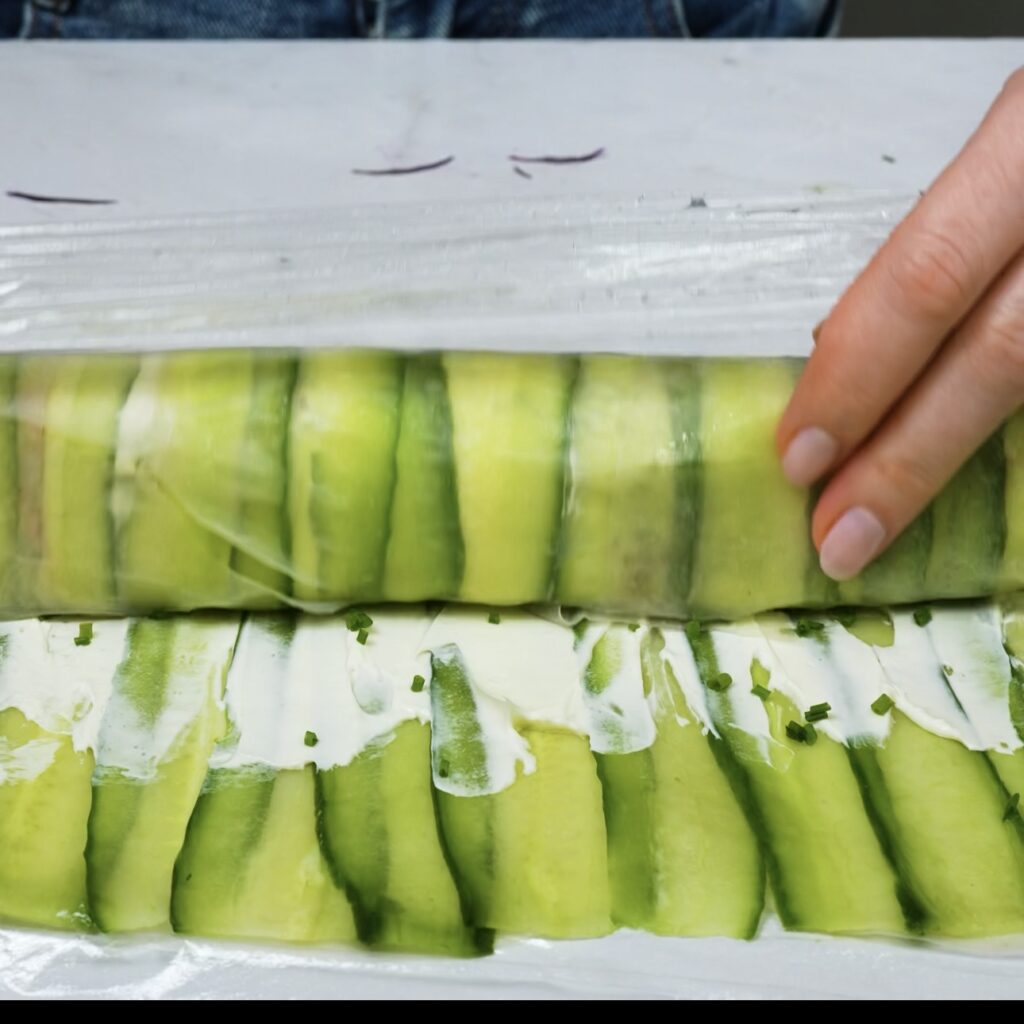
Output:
[{"xmin": 777, "ymin": 68, "xmax": 1024, "ymax": 582}]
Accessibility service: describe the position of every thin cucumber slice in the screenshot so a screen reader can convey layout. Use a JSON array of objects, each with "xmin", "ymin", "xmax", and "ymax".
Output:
[
  {"xmin": 382, "ymin": 355, "xmax": 463, "ymax": 601},
  {"xmin": 445, "ymin": 352, "xmax": 574, "ymax": 606},
  {"xmin": 289, "ymin": 350, "xmax": 403, "ymax": 603}
]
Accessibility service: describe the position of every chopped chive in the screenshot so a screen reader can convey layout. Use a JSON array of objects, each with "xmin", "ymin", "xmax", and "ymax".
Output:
[
  {"xmin": 438, "ymin": 758, "xmax": 450, "ymax": 780},
  {"xmin": 1004, "ymin": 792, "xmax": 1020, "ymax": 822},
  {"xmin": 803, "ymin": 722, "xmax": 818, "ymax": 746},
  {"xmin": 913, "ymin": 608, "xmax": 932, "ymax": 627},
  {"xmin": 488, "ymin": 611, "xmax": 501, "ymax": 625},
  {"xmin": 805, "ymin": 702, "xmax": 832, "ymax": 723},
  {"xmin": 794, "ymin": 617, "xmax": 826, "ymax": 638},
  {"xmin": 684, "ymin": 620, "xmax": 704, "ymax": 645},
  {"xmin": 572, "ymin": 617, "xmax": 590, "ymax": 640},
  {"xmin": 627, "ymin": 622, "xmax": 641, "ymax": 632},
  {"xmin": 304, "ymin": 730, "xmax": 318, "ymax": 748},
  {"xmin": 833, "ymin": 608, "xmax": 857, "ymax": 628},
  {"xmin": 785, "ymin": 721, "xmax": 807, "ymax": 743},
  {"xmin": 356, "ymin": 628, "xmax": 369, "ymax": 645},
  {"xmin": 751, "ymin": 684, "xmax": 772, "ymax": 700},
  {"xmin": 411, "ymin": 674, "xmax": 426, "ymax": 693},
  {"xmin": 345, "ymin": 610, "xmax": 373, "ymax": 632},
  {"xmin": 708, "ymin": 672, "xmax": 733, "ymax": 693},
  {"xmin": 871, "ymin": 694, "xmax": 894, "ymax": 715},
  {"xmin": 74, "ymin": 622, "xmax": 94, "ymax": 647},
  {"xmin": 942, "ymin": 664, "xmax": 954, "ymax": 677}
]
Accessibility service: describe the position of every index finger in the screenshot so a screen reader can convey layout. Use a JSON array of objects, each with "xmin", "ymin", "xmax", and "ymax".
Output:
[{"xmin": 777, "ymin": 68, "xmax": 1024, "ymax": 486}]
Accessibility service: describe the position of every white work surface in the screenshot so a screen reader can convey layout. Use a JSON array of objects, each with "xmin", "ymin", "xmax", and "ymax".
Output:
[
  {"xmin": 0, "ymin": 39, "xmax": 1021, "ymax": 222},
  {"xmin": 3, "ymin": 39, "xmax": 1024, "ymax": 1001}
]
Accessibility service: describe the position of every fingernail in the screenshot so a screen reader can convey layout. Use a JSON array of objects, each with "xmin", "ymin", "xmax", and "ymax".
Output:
[
  {"xmin": 812, "ymin": 320, "xmax": 825, "ymax": 344},
  {"xmin": 819, "ymin": 507, "xmax": 886, "ymax": 581},
  {"xmin": 781, "ymin": 427, "xmax": 839, "ymax": 487}
]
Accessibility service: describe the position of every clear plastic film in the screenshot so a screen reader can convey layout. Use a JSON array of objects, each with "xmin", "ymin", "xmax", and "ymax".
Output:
[
  {"xmin": 1, "ymin": 191, "xmax": 1023, "ymax": 619},
  {"xmin": 4, "ymin": 601, "xmax": 1024, "ymax": 996},
  {"xmin": 6, "ymin": 191, "xmax": 1024, "ymax": 996}
]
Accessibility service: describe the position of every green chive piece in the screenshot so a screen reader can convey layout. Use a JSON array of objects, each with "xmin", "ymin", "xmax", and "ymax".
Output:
[
  {"xmin": 572, "ymin": 617, "xmax": 590, "ymax": 641},
  {"xmin": 304, "ymin": 731, "xmax": 318, "ymax": 748},
  {"xmin": 411, "ymin": 674, "xmax": 426, "ymax": 693},
  {"xmin": 356, "ymin": 628, "xmax": 369, "ymax": 645},
  {"xmin": 794, "ymin": 617, "xmax": 826, "ymax": 638},
  {"xmin": 785, "ymin": 721, "xmax": 807, "ymax": 743},
  {"xmin": 438, "ymin": 758, "xmax": 450, "ymax": 780},
  {"xmin": 73, "ymin": 622, "xmax": 94, "ymax": 647},
  {"xmin": 345, "ymin": 610, "xmax": 373, "ymax": 632},
  {"xmin": 805, "ymin": 702, "xmax": 832, "ymax": 723},
  {"xmin": 708, "ymin": 672, "xmax": 733, "ymax": 693},
  {"xmin": 803, "ymin": 722, "xmax": 818, "ymax": 746},
  {"xmin": 627, "ymin": 622, "xmax": 641, "ymax": 632},
  {"xmin": 488, "ymin": 611, "xmax": 501, "ymax": 625},
  {"xmin": 942, "ymin": 664, "xmax": 954, "ymax": 677},
  {"xmin": 751, "ymin": 684, "xmax": 772, "ymax": 701},
  {"xmin": 913, "ymin": 608, "xmax": 933, "ymax": 627},
  {"xmin": 871, "ymin": 694, "xmax": 894, "ymax": 715},
  {"xmin": 833, "ymin": 608, "xmax": 856, "ymax": 628},
  {"xmin": 1004, "ymin": 792, "xmax": 1021, "ymax": 823}
]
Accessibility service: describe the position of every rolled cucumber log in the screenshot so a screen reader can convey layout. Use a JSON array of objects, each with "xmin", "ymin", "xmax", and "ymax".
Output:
[{"xmin": 1, "ymin": 349, "xmax": 1022, "ymax": 619}]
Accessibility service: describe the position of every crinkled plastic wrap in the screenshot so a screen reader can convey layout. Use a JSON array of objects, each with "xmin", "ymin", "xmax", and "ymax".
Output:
[
  {"xmin": 1, "ymin": 192, "xmax": 1022, "ymax": 619},
  {"xmin": 6, "ymin": 191, "xmax": 1024, "ymax": 998}
]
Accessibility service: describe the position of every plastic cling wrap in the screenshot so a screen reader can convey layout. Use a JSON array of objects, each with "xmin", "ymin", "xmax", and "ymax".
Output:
[{"xmin": 0, "ymin": 348, "xmax": 1019, "ymax": 618}]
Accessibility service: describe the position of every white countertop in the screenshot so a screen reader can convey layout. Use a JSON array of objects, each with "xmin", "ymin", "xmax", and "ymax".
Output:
[{"xmin": 1, "ymin": 39, "xmax": 1021, "ymax": 224}]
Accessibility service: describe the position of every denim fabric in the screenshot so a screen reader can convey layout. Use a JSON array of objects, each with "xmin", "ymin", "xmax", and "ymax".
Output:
[{"xmin": 6, "ymin": 0, "xmax": 839, "ymax": 39}]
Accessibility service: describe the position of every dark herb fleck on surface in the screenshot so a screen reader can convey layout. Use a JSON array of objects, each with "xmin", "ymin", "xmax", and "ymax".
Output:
[
  {"xmin": 351, "ymin": 156, "xmax": 454, "ymax": 176},
  {"xmin": 7, "ymin": 190, "xmax": 117, "ymax": 206},
  {"xmin": 508, "ymin": 147, "xmax": 605, "ymax": 165}
]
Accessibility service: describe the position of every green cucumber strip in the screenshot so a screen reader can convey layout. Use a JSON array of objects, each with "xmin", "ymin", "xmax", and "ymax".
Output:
[
  {"xmin": 688, "ymin": 622, "xmax": 907, "ymax": 935},
  {"xmin": 172, "ymin": 766, "xmax": 355, "ymax": 944},
  {"xmin": 316, "ymin": 719, "xmax": 489, "ymax": 955},
  {"xmin": 597, "ymin": 630, "xmax": 763, "ymax": 937},
  {"xmin": 1001, "ymin": 409, "xmax": 1024, "ymax": 592},
  {"xmin": 924, "ymin": 430, "xmax": 1006, "ymax": 599},
  {"xmin": 0, "ymin": 359, "xmax": 17, "ymax": 608},
  {"xmin": 851, "ymin": 710, "xmax": 1024, "ymax": 937},
  {"xmin": 382, "ymin": 354, "xmax": 464, "ymax": 601},
  {"xmin": 86, "ymin": 616, "xmax": 239, "ymax": 933},
  {"xmin": 37, "ymin": 355, "xmax": 139, "ymax": 613},
  {"xmin": 445, "ymin": 352, "xmax": 575, "ymax": 605},
  {"xmin": 0, "ymin": 707, "xmax": 94, "ymax": 930},
  {"xmin": 689, "ymin": 360, "xmax": 811, "ymax": 618},
  {"xmin": 116, "ymin": 352, "xmax": 257, "ymax": 610},
  {"xmin": 231, "ymin": 353, "xmax": 298, "ymax": 600},
  {"xmin": 841, "ymin": 510, "xmax": 933, "ymax": 607},
  {"xmin": 289, "ymin": 350, "xmax": 403, "ymax": 603},
  {"xmin": 436, "ymin": 723, "xmax": 612, "ymax": 939},
  {"xmin": 555, "ymin": 355, "xmax": 687, "ymax": 616}
]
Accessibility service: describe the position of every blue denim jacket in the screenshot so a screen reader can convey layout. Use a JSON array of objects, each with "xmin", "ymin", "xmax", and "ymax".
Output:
[{"xmin": 3, "ymin": 0, "xmax": 839, "ymax": 39}]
